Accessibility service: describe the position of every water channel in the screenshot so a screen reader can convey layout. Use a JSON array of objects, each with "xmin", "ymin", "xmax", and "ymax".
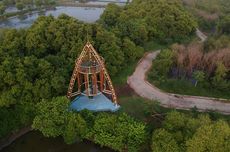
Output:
[{"xmin": 1, "ymin": 131, "xmax": 113, "ymax": 152}]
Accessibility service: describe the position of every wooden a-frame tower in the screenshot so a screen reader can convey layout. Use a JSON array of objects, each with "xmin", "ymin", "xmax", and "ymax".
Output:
[{"xmin": 67, "ymin": 41, "xmax": 118, "ymax": 105}]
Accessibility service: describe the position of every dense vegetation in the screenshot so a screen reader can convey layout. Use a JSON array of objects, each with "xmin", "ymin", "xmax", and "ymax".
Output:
[
  {"xmin": 32, "ymin": 96, "xmax": 147, "ymax": 152},
  {"xmin": 183, "ymin": 0, "xmax": 230, "ymax": 33},
  {"xmin": 148, "ymin": 0, "xmax": 230, "ymax": 99},
  {"xmin": 0, "ymin": 0, "xmax": 229, "ymax": 152},
  {"xmin": 148, "ymin": 44, "xmax": 230, "ymax": 99},
  {"xmin": 100, "ymin": 0, "xmax": 197, "ymax": 44},
  {"xmin": 32, "ymin": 96, "xmax": 230, "ymax": 152},
  {"xmin": 0, "ymin": 14, "xmax": 145, "ymax": 139},
  {"xmin": 152, "ymin": 111, "xmax": 230, "ymax": 152}
]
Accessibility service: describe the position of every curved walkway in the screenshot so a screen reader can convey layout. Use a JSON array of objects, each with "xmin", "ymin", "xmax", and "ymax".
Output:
[{"xmin": 127, "ymin": 51, "xmax": 230, "ymax": 115}]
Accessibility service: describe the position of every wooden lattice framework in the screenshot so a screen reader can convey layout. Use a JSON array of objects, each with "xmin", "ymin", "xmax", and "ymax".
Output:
[{"xmin": 67, "ymin": 41, "xmax": 117, "ymax": 104}]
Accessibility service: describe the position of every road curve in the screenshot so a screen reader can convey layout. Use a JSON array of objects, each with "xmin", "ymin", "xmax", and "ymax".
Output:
[{"xmin": 127, "ymin": 51, "xmax": 230, "ymax": 115}]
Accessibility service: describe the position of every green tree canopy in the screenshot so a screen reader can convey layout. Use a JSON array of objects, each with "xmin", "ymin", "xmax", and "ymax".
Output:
[
  {"xmin": 32, "ymin": 96, "xmax": 69, "ymax": 137},
  {"xmin": 186, "ymin": 120, "xmax": 230, "ymax": 152},
  {"xmin": 16, "ymin": 2, "xmax": 24, "ymax": 11},
  {"xmin": 0, "ymin": 2, "xmax": 6, "ymax": 15},
  {"xmin": 152, "ymin": 129, "xmax": 180, "ymax": 152}
]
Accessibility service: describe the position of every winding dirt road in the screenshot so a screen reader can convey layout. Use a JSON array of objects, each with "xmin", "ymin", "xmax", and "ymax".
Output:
[{"xmin": 127, "ymin": 51, "xmax": 230, "ymax": 115}]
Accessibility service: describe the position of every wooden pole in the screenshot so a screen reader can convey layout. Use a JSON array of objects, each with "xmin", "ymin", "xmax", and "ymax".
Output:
[
  {"xmin": 92, "ymin": 74, "xmax": 97, "ymax": 95},
  {"xmin": 100, "ymin": 71, "xmax": 104, "ymax": 92},
  {"xmin": 77, "ymin": 73, "xmax": 81, "ymax": 92},
  {"xmin": 84, "ymin": 74, "xmax": 89, "ymax": 96}
]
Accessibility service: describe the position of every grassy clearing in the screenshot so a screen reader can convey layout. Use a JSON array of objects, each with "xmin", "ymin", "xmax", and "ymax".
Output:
[
  {"xmin": 148, "ymin": 77, "xmax": 230, "ymax": 100},
  {"xmin": 112, "ymin": 60, "xmax": 139, "ymax": 86},
  {"xmin": 118, "ymin": 94, "xmax": 230, "ymax": 122},
  {"xmin": 143, "ymin": 41, "xmax": 169, "ymax": 51}
]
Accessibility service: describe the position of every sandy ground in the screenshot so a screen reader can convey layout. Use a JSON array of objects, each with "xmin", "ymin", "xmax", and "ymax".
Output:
[{"xmin": 127, "ymin": 51, "xmax": 230, "ymax": 115}]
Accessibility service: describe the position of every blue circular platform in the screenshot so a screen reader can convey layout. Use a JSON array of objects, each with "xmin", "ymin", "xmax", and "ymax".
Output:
[{"xmin": 70, "ymin": 94, "xmax": 120, "ymax": 112}]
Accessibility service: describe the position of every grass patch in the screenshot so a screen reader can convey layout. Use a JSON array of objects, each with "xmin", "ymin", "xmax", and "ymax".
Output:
[
  {"xmin": 119, "ymin": 96, "xmax": 161, "ymax": 121},
  {"xmin": 143, "ymin": 41, "xmax": 169, "ymax": 51},
  {"xmin": 148, "ymin": 77, "xmax": 230, "ymax": 100},
  {"xmin": 117, "ymin": 94, "xmax": 230, "ymax": 131},
  {"xmin": 112, "ymin": 60, "xmax": 139, "ymax": 86}
]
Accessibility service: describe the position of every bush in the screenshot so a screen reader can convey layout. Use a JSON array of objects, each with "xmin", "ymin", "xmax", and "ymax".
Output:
[
  {"xmin": 92, "ymin": 113, "xmax": 147, "ymax": 152},
  {"xmin": 151, "ymin": 111, "xmax": 230, "ymax": 152}
]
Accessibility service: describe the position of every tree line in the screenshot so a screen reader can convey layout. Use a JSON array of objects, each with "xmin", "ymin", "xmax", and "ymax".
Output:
[{"xmin": 0, "ymin": 0, "xmax": 56, "ymax": 15}]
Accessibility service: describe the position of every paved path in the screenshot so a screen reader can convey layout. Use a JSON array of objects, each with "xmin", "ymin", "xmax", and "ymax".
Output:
[
  {"xmin": 196, "ymin": 28, "xmax": 207, "ymax": 42},
  {"xmin": 127, "ymin": 51, "xmax": 230, "ymax": 115}
]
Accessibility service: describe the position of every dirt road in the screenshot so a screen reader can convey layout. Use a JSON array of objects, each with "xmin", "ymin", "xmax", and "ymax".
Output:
[
  {"xmin": 127, "ymin": 51, "xmax": 230, "ymax": 114},
  {"xmin": 196, "ymin": 28, "xmax": 207, "ymax": 42}
]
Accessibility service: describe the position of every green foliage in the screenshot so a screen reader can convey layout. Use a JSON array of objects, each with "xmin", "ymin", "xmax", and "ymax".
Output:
[
  {"xmin": 122, "ymin": 37, "xmax": 144, "ymax": 63},
  {"xmin": 149, "ymin": 49, "xmax": 175, "ymax": 80},
  {"xmin": 2, "ymin": 0, "xmax": 14, "ymax": 6},
  {"xmin": 63, "ymin": 113, "xmax": 87, "ymax": 144},
  {"xmin": 184, "ymin": 0, "xmax": 230, "ymax": 14},
  {"xmin": 0, "ymin": 14, "xmax": 146, "ymax": 140},
  {"xmin": 152, "ymin": 129, "xmax": 180, "ymax": 152},
  {"xmin": 186, "ymin": 120, "xmax": 230, "ymax": 152},
  {"xmin": 32, "ymin": 98, "xmax": 147, "ymax": 152},
  {"xmin": 218, "ymin": 15, "xmax": 230, "ymax": 35},
  {"xmin": 35, "ymin": 0, "xmax": 42, "ymax": 8},
  {"xmin": 148, "ymin": 77, "xmax": 230, "ymax": 99},
  {"xmin": 92, "ymin": 113, "xmax": 147, "ymax": 152},
  {"xmin": 100, "ymin": 0, "xmax": 197, "ymax": 44},
  {"xmin": 212, "ymin": 62, "xmax": 229, "ymax": 90},
  {"xmin": 0, "ymin": 102, "xmax": 35, "ymax": 138},
  {"xmin": 193, "ymin": 70, "xmax": 205, "ymax": 87},
  {"xmin": 204, "ymin": 35, "xmax": 230, "ymax": 51},
  {"xmin": 32, "ymin": 96, "xmax": 69, "ymax": 137},
  {"xmin": 32, "ymin": 96, "xmax": 89, "ymax": 144},
  {"xmin": 0, "ymin": 15, "xmax": 142, "ymax": 108},
  {"xmin": 151, "ymin": 111, "xmax": 229, "ymax": 152},
  {"xmin": 100, "ymin": 3, "xmax": 122, "ymax": 28},
  {"xmin": 0, "ymin": 2, "xmax": 6, "ymax": 15},
  {"xmin": 16, "ymin": 2, "xmax": 24, "ymax": 11}
]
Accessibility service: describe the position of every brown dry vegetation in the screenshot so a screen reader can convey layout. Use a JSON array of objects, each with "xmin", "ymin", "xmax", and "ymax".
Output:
[
  {"xmin": 194, "ymin": 9, "xmax": 219, "ymax": 21},
  {"xmin": 171, "ymin": 43, "xmax": 230, "ymax": 77}
]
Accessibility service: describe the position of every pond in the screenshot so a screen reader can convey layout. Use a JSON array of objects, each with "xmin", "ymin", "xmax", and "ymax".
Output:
[
  {"xmin": 0, "ymin": 0, "xmax": 131, "ymax": 29},
  {"xmin": 1, "ymin": 131, "xmax": 113, "ymax": 152},
  {"xmin": 0, "ymin": 6, "xmax": 105, "ymax": 29}
]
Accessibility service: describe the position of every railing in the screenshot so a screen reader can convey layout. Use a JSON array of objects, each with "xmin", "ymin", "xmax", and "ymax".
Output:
[
  {"xmin": 77, "ymin": 64, "xmax": 101, "ymax": 74},
  {"xmin": 79, "ymin": 82, "xmax": 104, "ymax": 96}
]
